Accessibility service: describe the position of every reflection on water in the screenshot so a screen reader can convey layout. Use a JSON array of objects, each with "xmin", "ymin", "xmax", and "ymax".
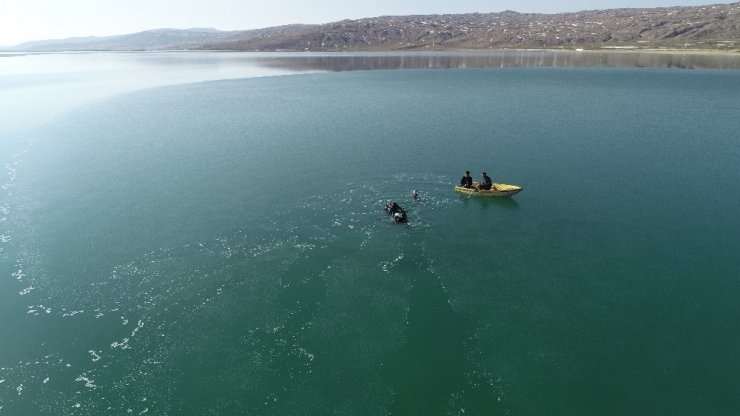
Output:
[
  {"xmin": 0, "ymin": 52, "xmax": 320, "ymax": 133},
  {"xmin": 459, "ymin": 195, "xmax": 520, "ymax": 210},
  {"xmin": 3, "ymin": 50, "xmax": 739, "ymax": 75},
  {"xmin": 1, "ymin": 50, "xmax": 737, "ymax": 135},
  {"xmin": 247, "ymin": 50, "xmax": 740, "ymax": 71}
]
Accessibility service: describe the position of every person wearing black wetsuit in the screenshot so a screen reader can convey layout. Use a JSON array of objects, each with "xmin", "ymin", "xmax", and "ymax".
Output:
[{"xmin": 385, "ymin": 201, "xmax": 407, "ymax": 223}]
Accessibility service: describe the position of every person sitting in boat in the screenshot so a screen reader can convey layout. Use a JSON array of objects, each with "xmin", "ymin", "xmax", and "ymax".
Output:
[
  {"xmin": 477, "ymin": 172, "xmax": 493, "ymax": 190},
  {"xmin": 460, "ymin": 171, "xmax": 473, "ymax": 188}
]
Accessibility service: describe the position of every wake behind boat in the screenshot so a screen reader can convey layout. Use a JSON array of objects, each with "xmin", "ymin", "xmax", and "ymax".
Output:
[{"xmin": 455, "ymin": 181, "xmax": 523, "ymax": 197}]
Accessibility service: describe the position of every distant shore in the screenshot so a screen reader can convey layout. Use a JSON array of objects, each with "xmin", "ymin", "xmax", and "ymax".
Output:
[
  {"xmin": 507, "ymin": 47, "xmax": 740, "ymax": 55},
  {"xmin": 4, "ymin": 47, "xmax": 738, "ymax": 54}
]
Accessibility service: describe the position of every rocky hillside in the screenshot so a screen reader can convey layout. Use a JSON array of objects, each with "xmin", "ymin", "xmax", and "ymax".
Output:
[
  {"xmin": 9, "ymin": 3, "xmax": 739, "ymax": 52},
  {"xmin": 203, "ymin": 2, "xmax": 739, "ymax": 51}
]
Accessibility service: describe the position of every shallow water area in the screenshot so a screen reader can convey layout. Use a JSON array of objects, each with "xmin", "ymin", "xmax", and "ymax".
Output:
[{"xmin": 1, "ymin": 52, "xmax": 740, "ymax": 415}]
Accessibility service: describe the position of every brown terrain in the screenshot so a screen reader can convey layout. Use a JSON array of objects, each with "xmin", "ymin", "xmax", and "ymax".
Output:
[{"xmin": 201, "ymin": 2, "xmax": 739, "ymax": 52}]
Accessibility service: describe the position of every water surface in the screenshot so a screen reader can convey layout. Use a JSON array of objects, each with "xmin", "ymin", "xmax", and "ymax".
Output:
[{"xmin": 1, "ymin": 53, "xmax": 740, "ymax": 415}]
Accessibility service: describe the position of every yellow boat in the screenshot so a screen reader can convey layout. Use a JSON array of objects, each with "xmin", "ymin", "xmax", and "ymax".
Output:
[{"xmin": 455, "ymin": 181, "xmax": 523, "ymax": 197}]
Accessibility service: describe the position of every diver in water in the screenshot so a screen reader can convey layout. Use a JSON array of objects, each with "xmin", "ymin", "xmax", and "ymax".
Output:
[{"xmin": 385, "ymin": 201, "xmax": 408, "ymax": 223}]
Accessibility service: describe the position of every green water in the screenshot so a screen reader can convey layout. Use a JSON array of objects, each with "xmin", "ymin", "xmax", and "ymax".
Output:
[{"xmin": 2, "ymin": 67, "xmax": 740, "ymax": 415}]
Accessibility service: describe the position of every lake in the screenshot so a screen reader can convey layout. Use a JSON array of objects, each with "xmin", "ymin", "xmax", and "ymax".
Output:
[{"xmin": 1, "ymin": 51, "xmax": 740, "ymax": 415}]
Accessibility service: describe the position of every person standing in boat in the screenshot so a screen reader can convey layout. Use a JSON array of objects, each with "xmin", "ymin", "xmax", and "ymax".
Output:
[
  {"xmin": 478, "ymin": 172, "xmax": 493, "ymax": 190},
  {"xmin": 460, "ymin": 171, "xmax": 473, "ymax": 188}
]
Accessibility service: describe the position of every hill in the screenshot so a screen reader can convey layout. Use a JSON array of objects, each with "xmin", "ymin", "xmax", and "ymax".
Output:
[
  {"xmin": 201, "ymin": 3, "xmax": 739, "ymax": 51},
  {"xmin": 11, "ymin": 26, "xmax": 311, "ymax": 51},
  {"xmin": 9, "ymin": 3, "xmax": 739, "ymax": 52}
]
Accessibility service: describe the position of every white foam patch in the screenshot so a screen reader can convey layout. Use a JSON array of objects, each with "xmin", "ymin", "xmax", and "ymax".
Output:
[
  {"xmin": 75, "ymin": 374, "xmax": 97, "ymax": 389},
  {"xmin": 12, "ymin": 268, "xmax": 24, "ymax": 280},
  {"xmin": 294, "ymin": 243, "xmax": 316, "ymax": 251},
  {"xmin": 110, "ymin": 338, "xmax": 130, "ymax": 350},
  {"xmin": 379, "ymin": 254, "xmax": 404, "ymax": 273},
  {"xmin": 26, "ymin": 304, "xmax": 52, "ymax": 316},
  {"xmin": 61, "ymin": 310, "xmax": 83, "ymax": 317},
  {"xmin": 130, "ymin": 320, "xmax": 144, "ymax": 337},
  {"xmin": 297, "ymin": 347, "xmax": 315, "ymax": 362}
]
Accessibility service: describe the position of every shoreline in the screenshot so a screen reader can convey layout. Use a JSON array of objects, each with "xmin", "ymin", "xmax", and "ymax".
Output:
[
  {"xmin": 2, "ymin": 47, "xmax": 739, "ymax": 56},
  {"xmin": 3, "ymin": 48, "xmax": 739, "ymax": 71}
]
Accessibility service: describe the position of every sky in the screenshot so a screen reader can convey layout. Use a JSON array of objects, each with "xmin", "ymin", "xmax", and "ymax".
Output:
[{"xmin": 0, "ymin": 0, "xmax": 733, "ymax": 46}]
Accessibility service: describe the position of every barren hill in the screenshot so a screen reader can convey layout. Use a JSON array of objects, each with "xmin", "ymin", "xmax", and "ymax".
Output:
[
  {"xmin": 202, "ymin": 3, "xmax": 740, "ymax": 51},
  {"xmin": 10, "ymin": 3, "xmax": 739, "ymax": 52}
]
